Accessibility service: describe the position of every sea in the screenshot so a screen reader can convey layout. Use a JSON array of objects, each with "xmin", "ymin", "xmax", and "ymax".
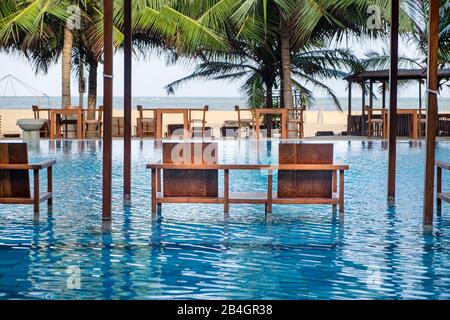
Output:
[{"xmin": 1, "ymin": 96, "xmax": 450, "ymax": 111}]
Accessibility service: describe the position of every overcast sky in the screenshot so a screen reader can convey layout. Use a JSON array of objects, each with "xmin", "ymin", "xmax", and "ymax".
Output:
[{"xmin": 0, "ymin": 36, "xmax": 445, "ymax": 99}]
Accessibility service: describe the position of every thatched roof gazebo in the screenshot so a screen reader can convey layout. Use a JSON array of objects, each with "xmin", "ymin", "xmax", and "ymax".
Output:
[{"xmin": 345, "ymin": 68, "xmax": 450, "ymax": 136}]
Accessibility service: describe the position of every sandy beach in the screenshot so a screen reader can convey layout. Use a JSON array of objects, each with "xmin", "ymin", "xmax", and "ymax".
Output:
[{"xmin": 0, "ymin": 108, "xmax": 350, "ymax": 138}]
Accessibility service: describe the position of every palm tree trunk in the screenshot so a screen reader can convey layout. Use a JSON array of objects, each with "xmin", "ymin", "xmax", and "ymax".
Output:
[
  {"xmin": 280, "ymin": 18, "xmax": 296, "ymax": 138},
  {"xmin": 62, "ymin": 27, "xmax": 73, "ymax": 108},
  {"xmin": 266, "ymin": 83, "xmax": 273, "ymax": 108},
  {"xmin": 279, "ymin": 19, "xmax": 293, "ymax": 109},
  {"xmin": 87, "ymin": 59, "xmax": 98, "ymax": 119},
  {"xmin": 265, "ymin": 81, "xmax": 273, "ymax": 136}
]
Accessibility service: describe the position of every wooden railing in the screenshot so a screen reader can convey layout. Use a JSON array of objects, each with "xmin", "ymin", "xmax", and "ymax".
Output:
[
  {"xmin": 146, "ymin": 163, "xmax": 349, "ymax": 221},
  {"xmin": 348, "ymin": 113, "xmax": 450, "ymax": 137},
  {"xmin": 438, "ymin": 114, "xmax": 450, "ymax": 136}
]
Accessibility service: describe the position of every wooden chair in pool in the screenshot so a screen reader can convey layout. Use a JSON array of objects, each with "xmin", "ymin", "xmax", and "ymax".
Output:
[
  {"xmin": 0, "ymin": 143, "xmax": 56, "ymax": 214},
  {"xmin": 365, "ymin": 106, "xmax": 386, "ymax": 138},
  {"xmin": 148, "ymin": 142, "xmax": 348, "ymax": 220},
  {"xmin": 436, "ymin": 160, "xmax": 450, "ymax": 210},
  {"xmin": 136, "ymin": 105, "xmax": 156, "ymax": 138},
  {"xmin": 150, "ymin": 142, "xmax": 218, "ymax": 217},
  {"xmin": 189, "ymin": 106, "xmax": 209, "ymax": 138},
  {"xmin": 235, "ymin": 105, "xmax": 255, "ymax": 133},
  {"xmin": 277, "ymin": 143, "xmax": 346, "ymax": 214},
  {"xmin": 83, "ymin": 105, "xmax": 103, "ymax": 138},
  {"xmin": 32, "ymin": 105, "xmax": 51, "ymax": 138}
]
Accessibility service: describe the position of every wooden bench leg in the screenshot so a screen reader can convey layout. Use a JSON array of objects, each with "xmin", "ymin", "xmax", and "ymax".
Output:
[
  {"xmin": 332, "ymin": 171, "xmax": 337, "ymax": 193},
  {"xmin": 224, "ymin": 169, "xmax": 229, "ymax": 218},
  {"xmin": 266, "ymin": 171, "xmax": 273, "ymax": 222},
  {"xmin": 437, "ymin": 166, "xmax": 442, "ymax": 207},
  {"xmin": 151, "ymin": 168, "xmax": 157, "ymax": 219},
  {"xmin": 157, "ymin": 169, "xmax": 161, "ymax": 192},
  {"xmin": 437, "ymin": 166, "xmax": 442, "ymax": 216},
  {"xmin": 157, "ymin": 203, "xmax": 162, "ymax": 217},
  {"xmin": 339, "ymin": 170, "xmax": 344, "ymax": 214},
  {"xmin": 33, "ymin": 169, "xmax": 40, "ymax": 215},
  {"xmin": 47, "ymin": 166, "xmax": 53, "ymax": 213}
]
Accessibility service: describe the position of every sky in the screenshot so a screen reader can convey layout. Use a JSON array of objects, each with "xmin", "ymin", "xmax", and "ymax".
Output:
[{"xmin": 0, "ymin": 36, "xmax": 445, "ymax": 99}]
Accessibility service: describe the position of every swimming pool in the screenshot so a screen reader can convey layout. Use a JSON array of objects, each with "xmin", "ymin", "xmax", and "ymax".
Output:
[{"xmin": 0, "ymin": 139, "xmax": 449, "ymax": 299}]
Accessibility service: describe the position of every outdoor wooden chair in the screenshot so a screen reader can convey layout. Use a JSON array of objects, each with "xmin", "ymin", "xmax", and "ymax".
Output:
[
  {"xmin": 277, "ymin": 143, "xmax": 346, "ymax": 213},
  {"xmin": 189, "ymin": 106, "xmax": 209, "ymax": 138},
  {"xmin": 150, "ymin": 142, "xmax": 218, "ymax": 216},
  {"xmin": 418, "ymin": 108, "xmax": 427, "ymax": 138},
  {"xmin": 136, "ymin": 105, "xmax": 156, "ymax": 138},
  {"xmin": 0, "ymin": 143, "xmax": 56, "ymax": 214},
  {"xmin": 365, "ymin": 106, "xmax": 386, "ymax": 138},
  {"xmin": 32, "ymin": 105, "xmax": 51, "ymax": 138},
  {"xmin": 147, "ymin": 142, "xmax": 348, "ymax": 220},
  {"xmin": 287, "ymin": 106, "xmax": 306, "ymax": 138},
  {"xmin": 83, "ymin": 106, "xmax": 103, "ymax": 138},
  {"xmin": 436, "ymin": 160, "xmax": 450, "ymax": 209},
  {"xmin": 235, "ymin": 105, "xmax": 255, "ymax": 137},
  {"xmin": 58, "ymin": 106, "xmax": 83, "ymax": 138}
]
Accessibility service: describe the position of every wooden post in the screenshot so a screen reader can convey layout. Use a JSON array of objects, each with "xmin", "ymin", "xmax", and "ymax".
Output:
[
  {"xmin": 266, "ymin": 170, "xmax": 273, "ymax": 222},
  {"xmin": 151, "ymin": 168, "xmax": 157, "ymax": 219},
  {"xmin": 47, "ymin": 166, "xmax": 53, "ymax": 209},
  {"xmin": 224, "ymin": 169, "xmax": 229, "ymax": 215},
  {"xmin": 157, "ymin": 169, "xmax": 161, "ymax": 192},
  {"xmin": 347, "ymin": 83, "xmax": 352, "ymax": 135},
  {"xmin": 339, "ymin": 170, "xmax": 344, "ymax": 214},
  {"xmin": 388, "ymin": 0, "xmax": 399, "ymax": 206},
  {"xmin": 332, "ymin": 171, "xmax": 337, "ymax": 193},
  {"xmin": 423, "ymin": 0, "xmax": 440, "ymax": 226},
  {"xmin": 419, "ymin": 80, "xmax": 423, "ymax": 110},
  {"xmin": 361, "ymin": 82, "xmax": 366, "ymax": 136},
  {"xmin": 436, "ymin": 166, "xmax": 442, "ymax": 208},
  {"xmin": 33, "ymin": 169, "xmax": 40, "ymax": 215},
  {"xmin": 369, "ymin": 81, "xmax": 374, "ymax": 108},
  {"xmin": 123, "ymin": 0, "xmax": 132, "ymax": 206},
  {"xmin": 102, "ymin": 0, "xmax": 113, "ymax": 220},
  {"xmin": 382, "ymin": 82, "xmax": 386, "ymax": 109},
  {"xmin": 348, "ymin": 83, "xmax": 352, "ymax": 115}
]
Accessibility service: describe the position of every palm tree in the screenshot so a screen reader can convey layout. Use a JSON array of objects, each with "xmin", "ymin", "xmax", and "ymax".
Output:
[
  {"xmin": 166, "ymin": 45, "xmax": 357, "ymax": 111},
  {"xmin": 0, "ymin": 0, "xmax": 124, "ymax": 110},
  {"xmin": 164, "ymin": 26, "xmax": 278, "ymax": 108},
  {"xmin": 0, "ymin": 0, "xmax": 73, "ymax": 106},
  {"xmin": 226, "ymin": 0, "xmax": 372, "ymax": 108},
  {"xmin": 404, "ymin": 0, "xmax": 450, "ymax": 68},
  {"xmin": 361, "ymin": 0, "xmax": 450, "ymax": 94},
  {"xmin": 162, "ymin": 0, "xmax": 367, "ymax": 111}
]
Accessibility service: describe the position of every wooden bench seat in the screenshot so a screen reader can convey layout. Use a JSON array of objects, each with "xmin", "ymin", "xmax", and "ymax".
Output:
[
  {"xmin": 156, "ymin": 191, "xmax": 340, "ymax": 205},
  {"xmin": 147, "ymin": 142, "xmax": 349, "ymax": 221},
  {"xmin": 436, "ymin": 160, "xmax": 450, "ymax": 210},
  {"xmin": 0, "ymin": 192, "xmax": 52, "ymax": 204},
  {"xmin": 0, "ymin": 143, "xmax": 56, "ymax": 215}
]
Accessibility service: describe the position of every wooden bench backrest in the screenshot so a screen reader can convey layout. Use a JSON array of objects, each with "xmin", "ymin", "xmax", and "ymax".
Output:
[
  {"xmin": 0, "ymin": 143, "xmax": 30, "ymax": 198},
  {"xmin": 162, "ymin": 143, "xmax": 218, "ymax": 197},
  {"xmin": 278, "ymin": 143, "xmax": 333, "ymax": 198}
]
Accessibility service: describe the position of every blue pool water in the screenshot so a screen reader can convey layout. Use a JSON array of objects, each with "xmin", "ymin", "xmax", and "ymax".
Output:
[{"xmin": 0, "ymin": 140, "xmax": 449, "ymax": 300}]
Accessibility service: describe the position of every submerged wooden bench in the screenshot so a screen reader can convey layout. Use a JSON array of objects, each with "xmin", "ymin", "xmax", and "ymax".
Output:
[
  {"xmin": 436, "ymin": 160, "xmax": 450, "ymax": 207},
  {"xmin": 0, "ymin": 143, "xmax": 56, "ymax": 214},
  {"xmin": 147, "ymin": 142, "xmax": 349, "ymax": 220}
]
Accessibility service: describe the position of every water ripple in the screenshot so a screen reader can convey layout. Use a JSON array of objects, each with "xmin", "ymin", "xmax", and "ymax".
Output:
[{"xmin": 0, "ymin": 140, "xmax": 449, "ymax": 299}]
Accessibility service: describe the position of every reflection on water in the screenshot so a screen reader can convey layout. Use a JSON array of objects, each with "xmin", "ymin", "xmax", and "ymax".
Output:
[{"xmin": 0, "ymin": 139, "xmax": 449, "ymax": 299}]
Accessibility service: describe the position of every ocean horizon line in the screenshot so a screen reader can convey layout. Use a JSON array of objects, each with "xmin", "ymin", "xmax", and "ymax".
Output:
[{"xmin": 2, "ymin": 95, "xmax": 450, "ymax": 111}]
